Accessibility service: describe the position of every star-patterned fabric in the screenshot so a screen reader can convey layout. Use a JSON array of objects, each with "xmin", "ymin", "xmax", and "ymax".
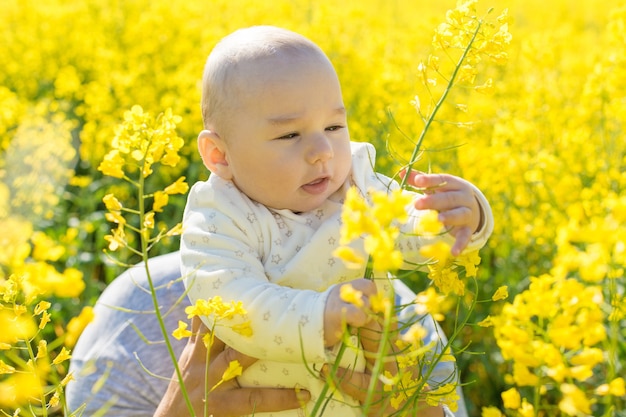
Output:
[{"xmin": 180, "ymin": 141, "xmax": 493, "ymax": 416}]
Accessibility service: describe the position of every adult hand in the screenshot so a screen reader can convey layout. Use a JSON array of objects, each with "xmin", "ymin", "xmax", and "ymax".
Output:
[
  {"xmin": 405, "ymin": 170, "xmax": 483, "ymax": 256},
  {"xmin": 154, "ymin": 317, "xmax": 310, "ymax": 417},
  {"xmin": 320, "ymin": 318, "xmax": 445, "ymax": 417}
]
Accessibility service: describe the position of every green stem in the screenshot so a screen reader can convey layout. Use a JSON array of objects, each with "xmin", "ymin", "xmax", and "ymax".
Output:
[
  {"xmin": 602, "ymin": 274, "xmax": 619, "ymax": 416},
  {"xmin": 400, "ymin": 19, "xmax": 483, "ymax": 190},
  {"xmin": 362, "ymin": 285, "xmax": 396, "ymax": 414},
  {"xmin": 25, "ymin": 335, "xmax": 47, "ymax": 417},
  {"xmin": 310, "ymin": 342, "xmax": 347, "ymax": 417},
  {"xmin": 137, "ymin": 168, "xmax": 195, "ymax": 415}
]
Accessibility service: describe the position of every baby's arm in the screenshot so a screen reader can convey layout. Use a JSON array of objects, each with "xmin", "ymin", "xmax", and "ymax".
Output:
[{"xmin": 181, "ymin": 188, "xmax": 331, "ymax": 364}]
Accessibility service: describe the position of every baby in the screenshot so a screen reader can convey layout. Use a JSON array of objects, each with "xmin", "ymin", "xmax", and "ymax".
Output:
[{"xmin": 181, "ymin": 25, "xmax": 493, "ymax": 416}]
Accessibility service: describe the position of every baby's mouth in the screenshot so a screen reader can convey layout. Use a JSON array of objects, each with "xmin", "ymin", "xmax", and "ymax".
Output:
[{"xmin": 302, "ymin": 176, "xmax": 330, "ymax": 194}]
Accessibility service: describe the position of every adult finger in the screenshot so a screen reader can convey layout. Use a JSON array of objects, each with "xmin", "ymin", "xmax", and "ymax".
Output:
[
  {"xmin": 320, "ymin": 365, "xmax": 394, "ymax": 417},
  {"xmin": 359, "ymin": 319, "xmax": 399, "ymax": 376},
  {"xmin": 207, "ymin": 387, "xmax": 309, "ymax": 417},
  {"xmin": 320, "ymin": 363, "xmax": 371, "ymax": 403}
]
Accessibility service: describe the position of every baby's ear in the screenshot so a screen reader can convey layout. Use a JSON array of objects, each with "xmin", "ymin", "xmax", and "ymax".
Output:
[{"xmin": 197, "ymin": 130, "xmax": 232, "ymax": 180}]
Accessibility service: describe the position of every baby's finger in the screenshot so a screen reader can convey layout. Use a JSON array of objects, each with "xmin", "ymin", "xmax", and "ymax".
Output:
[
  {"xmin": 406, "ymin": 172, "xmax": 450, "ymax": 191},
  {"xmin": 437, "ymin": 206, "xmax": 473, "ymax": 227},
  {"xmin": 451, "ymin": 226, "xmax": 472, "ymax": 256},
  {"xmin": 414, "ymin": 190, "xmax": 469, "ymax": 213}
]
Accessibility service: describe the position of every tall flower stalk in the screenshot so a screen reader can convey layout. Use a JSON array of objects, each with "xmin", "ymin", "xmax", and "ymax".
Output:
[
  {"xmin": 98, "ymin": 105, "xmax": 194, "ymax": 413},
  {"xmin": 401, "ymin": 1, "xmax": 510, "ymax": 189}
]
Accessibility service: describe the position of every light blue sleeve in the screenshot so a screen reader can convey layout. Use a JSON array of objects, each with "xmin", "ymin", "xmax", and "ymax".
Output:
[{"xmin": 65, "ymin": 252, "xmax": 189, "ymax": 417}]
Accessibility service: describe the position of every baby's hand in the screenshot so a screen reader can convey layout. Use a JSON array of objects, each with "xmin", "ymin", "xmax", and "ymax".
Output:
[
  {"xmin": 323, "ymin": 279, "xmax": 377, "ymax": 347},
  {"xmin": 405, "ymin": 171, "xmax": 483, "ymax": 256}
]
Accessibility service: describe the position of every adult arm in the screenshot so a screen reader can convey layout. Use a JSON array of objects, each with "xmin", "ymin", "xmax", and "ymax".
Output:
[{"xmin": 154, "ymin": 317, "xmax": 310, "ymax": 417}]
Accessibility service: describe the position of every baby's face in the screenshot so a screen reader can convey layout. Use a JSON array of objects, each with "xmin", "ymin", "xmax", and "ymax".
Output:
[{"xmin": 218, "ymin": 52, "xmax": 352, "ymax": 213}]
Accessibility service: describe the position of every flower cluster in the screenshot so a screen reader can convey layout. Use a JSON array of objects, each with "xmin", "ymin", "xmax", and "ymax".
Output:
[
  {"xmin": 334, "ymin": 187, "xmax": 413, "ymax": 273},
  {"xmin": 488, "ymin": 274, "xmax": 624, "ymax": 416},
  {"xmin": 99, "ymin": 105, "xmax": 185, "ymax": 179},
  {"xmin": 336, "ymin": 283, "xmax": 461, "ymax": 415},
  {"xmin": 172, "ymin": 297, "xmax": 251, "ymax": 396},
  {"xmin": 0, "ymin": 110, "xmax": 90, "ymax": 414},
  {"xmin": 99, "ymin": 106, "xmax": 188, "ymax": 255},
  {"xmin": 184, "ymin": 296, "xmax": 253, "ymax": 338},
  {"xmin": 0, "ymin": 274, "xmax": 81, "ymax": 413}
]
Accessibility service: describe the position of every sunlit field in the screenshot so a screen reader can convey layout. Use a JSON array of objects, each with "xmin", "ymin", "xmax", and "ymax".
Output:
[{"xmin": 1, "ymin": 0, "xmax": 624, "ymax": 416}]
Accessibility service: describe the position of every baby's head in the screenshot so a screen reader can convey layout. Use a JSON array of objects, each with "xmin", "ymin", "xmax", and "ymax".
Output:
[
  {"xmin": 197, "ymin": 26, "xmax": 353, "ymax": 213},
  {"xmin": 201, "ymin": 26, "xmax": 332, "ymax": 133}
]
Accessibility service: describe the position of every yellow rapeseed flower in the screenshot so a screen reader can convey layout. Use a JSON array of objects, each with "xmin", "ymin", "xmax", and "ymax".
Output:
[
  {"xmin": 570, "ymin": 347, "xmax": 604, "ymax": 368},
  {"xmin": 31, "ymin": 232, "xmax": 65, "ymax": 262},
  {"xmin": 425, "ymin": 383, "xmax": 459, "ymax": 412},
  {"xmin": 420, "ymin": 241, "xmax": 451, "ymax": 264},
  {"xmin": 0, "ymin": 310, "xmax": 36, "ymax": 344},
  {"xmin": 491, "ymin": 286, "xmax": 508, "ymax": 301},
  {"xmin": 35, "ymin": 340, "xmax": 47, "ymax": 360},
  {"xmin": 34, "ymin": 301, "xmax": 51, "ymax": 316},
  {"xmin": 414, "ymin": 209, "xmax": 444, "ymax": 237},
  {"xmin": 427, "ymin": 262, "xmax": 465, "ymax": 296},
  {"xmin": 64, "ymin": 306, "xmax": 95, "ymax": 348},
  {"xmin": 52, "ymin": 347, "xmax": 72, "ymax": 365},
  {"xmin": 38, "ymin": 310, "xmax": 51, "ymax": 329},
  {"xmin": 414, "ymin": 287, "xmax": 449, "ymax": 321},
  {"xmin": 517, "ymin": 399, "xmax": 535, "ymax": 417},
  {"xmin": 0, "ymin": 372, "xmax": 43, "ymax": 408},
  {"xmin": 98, "ymin": 150, "xmax": 125, "ymax": 179},
  {"xmin": 105, "ymin": 210, "xmax": 126, "ymax": 226},
  {"xmin": 339, "ymin": 284, "xmax": 364, "ymax": 307},
  {"xmin": 165, "ymin": 222, "xmax": 184, "ymax": 237},
  {"xmin": 559, "ymin": 383, "xmax": 592, "ymax": 416},
  {"xmin": 143, "ymin": 212, "xmax": 155, "ymax": 229},
  {"xmin": 596, "ymin": 377, "xmax": 625, "ymax": 397},
  {"xmin": 477, "ymin": 315, "xmax": 493, "ymax": 327},
  {"xmin": 186, "ymin": 297, "xmax": 248, "ymax": 321},
  {"xmin": 153, "ymin": 191, "xmax": 169, "ymax": 212},
  {"xmin": 230, "ymin": 321, "xmax": 253, "ymax": 337},
  {"xmin": 501, "ymin": 387, "xmax": 521, "ymax": 409},
  {"xmin": 0, "ymin": 360, "xmax": 15, "ymax": 375},
  {"xmin": 172, "ymin": 320, "xmax": 192, "ymax": 340},
  {"xmin": 48, "ymin": 391, "xmax": 60, "ymax": 408},
  {"xmin": 368, "ymin": 291, "xmax": 392, "ymax": 315},
  {"xmin": 456, "ymin": 250, "xmax": 481, "ymax": 278},
  {"xmin": 222, "ymin": 360, "xmax": 243, "ymax": 382},
  {"xmin": 337, "ymin": 186, "xmax": 411, "ymax": 273},
  {"xmin": 105, "ymin": 227, "xmax": 126, "ymax": 251},
  {"xmin": 164, "ymin": 176, "xmax": 189, "ymax": 195},
  {"xmin": 401, "ymin": 323, "xmax": 427, "ymax": 345},
  {"xmin": 481, "ymin": 406, "xmax": 504, "ymax": 417},
  {"xmin": 332, "ymin": 246, "xmax": 366, "ymax": 270},
  {"xmin": 61, "ymin": 372, "xmax": 74, "ymax": 387},
  {"xmin": 102, "ymin": 193, "xmax": 123, "ymax": 211}
]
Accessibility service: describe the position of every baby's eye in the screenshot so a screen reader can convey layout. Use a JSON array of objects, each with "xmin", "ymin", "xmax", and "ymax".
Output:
[
  {"xmin": 277, "ymin": 132, "xmax": 299, "ymax": 140},
  {"xmin": 326, "ymin": 125, "xmax": 344, "ymax": 132}
]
